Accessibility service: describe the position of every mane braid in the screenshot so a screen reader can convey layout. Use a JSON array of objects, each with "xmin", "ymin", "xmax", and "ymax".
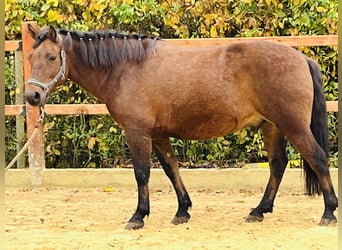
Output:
[
  {"xmin": 62, "ymin": 32, "xmax": 73, "ymax": 50},
  {"xmin": 87, "ymin": 37, "xmax": 98, "ymax": 68},
  {"xmin": 99, "ymin": 37, "xmax": 110, "ymax": 66},
  {"xmin": 122, "ymin": 36, "xmax": 133, "ymax": 61},
  {"xmin": 58, "ymin": 29, "xmax": 156, "ymax": 67},
  {"xmin": 109, "ymin": 34, "xmax": 119, "ymax": 65},
  {"xmin": 135, "ymin": 36, "xmax": 146, "ymax": 63},
  {"xmin": 79, "ymin": 37, "xmax": 88, "ymax": 65}
]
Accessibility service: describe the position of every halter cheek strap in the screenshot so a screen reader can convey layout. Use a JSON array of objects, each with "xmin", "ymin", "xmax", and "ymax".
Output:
[{"xmin": 27, "ymin": 49, "xmax": 67, "ymax": 96}]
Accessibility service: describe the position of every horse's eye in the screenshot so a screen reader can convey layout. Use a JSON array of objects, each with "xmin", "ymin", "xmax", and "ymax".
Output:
[{"xmin": 49, "ymin": 55, "xmax": 57, "ymax": 61}]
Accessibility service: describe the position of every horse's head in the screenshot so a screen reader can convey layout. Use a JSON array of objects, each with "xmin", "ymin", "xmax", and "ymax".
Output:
[{"xmin": 25, "ymin": 24, "xmax": 68, "ymax": 106}]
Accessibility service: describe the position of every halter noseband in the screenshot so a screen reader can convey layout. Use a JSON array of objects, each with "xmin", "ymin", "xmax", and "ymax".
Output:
[{"xmin": 27, "ymin": 48, "xmax": 67, "ymax": 96}]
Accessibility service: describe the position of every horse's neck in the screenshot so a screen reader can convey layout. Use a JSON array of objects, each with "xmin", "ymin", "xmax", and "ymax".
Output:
[
  {"xmin": 67, "ymin": 55, "xmax": 118, "ymax": 103},
  {"xmin": 66, "ymin": 38, "xmax": 157, "ymax": 103}
]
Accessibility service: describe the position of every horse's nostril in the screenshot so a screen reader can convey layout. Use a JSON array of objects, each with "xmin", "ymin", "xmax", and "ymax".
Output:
[
  {"xmin": 26, "ymin": 91, "xmax": 41, "ymax": 106},
  {"xmin": 33, "ymin": 91, "xmax": 40, "ymax": 101}
]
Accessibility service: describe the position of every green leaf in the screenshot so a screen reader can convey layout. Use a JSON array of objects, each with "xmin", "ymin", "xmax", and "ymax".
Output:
[
  {"xmin": 276, "ymin": 11, "xmax": 286, "ymax": 18},
  {"xmin": 41, "ymin": 4, "xmax": 50, "ymax": 12}
]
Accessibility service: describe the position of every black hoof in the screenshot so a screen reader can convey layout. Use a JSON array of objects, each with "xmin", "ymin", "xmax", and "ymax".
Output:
[
  {"xmin": 245, "ymin": 214, "xmax": 264, "ymax": 223},
  {"xmin": 125, "ymin": 221, "xmax": 144, "ymax": 230},
  {"xmin": 319, "ymin": 218, "xmax": 337, "ymax": 226},
  {"xmin": 171, "ymin": 216, "xmax": 190, "ymax": 225},
  {"xmin": 171, "ymin": 211, "xmax": 190, "ymax": 225}
]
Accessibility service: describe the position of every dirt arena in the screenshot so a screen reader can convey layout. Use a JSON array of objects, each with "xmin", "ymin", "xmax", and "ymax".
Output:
[{"xmin": 5, "ymin": 186, "xmax": 338, "ymax": 250}]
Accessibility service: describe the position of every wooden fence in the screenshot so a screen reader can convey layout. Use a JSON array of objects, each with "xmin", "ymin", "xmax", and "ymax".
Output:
[{"xmin": 5, "ymin": 21, "xmax": 338, "ymax": 185}]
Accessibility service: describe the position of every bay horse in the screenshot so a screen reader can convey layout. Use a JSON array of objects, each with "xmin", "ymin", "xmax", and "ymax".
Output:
[{"xmin": 25, "ymin": 25, "xmax": 337, "ymax": 230}]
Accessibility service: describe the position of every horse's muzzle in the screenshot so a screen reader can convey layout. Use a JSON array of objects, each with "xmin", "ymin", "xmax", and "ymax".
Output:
[{"xmin": 25, "ymin": 88, "xmax": 48, "ymax": 106}]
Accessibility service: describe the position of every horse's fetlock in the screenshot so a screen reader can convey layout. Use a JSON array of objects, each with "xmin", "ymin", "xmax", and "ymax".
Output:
[{"xmin": 185, "ymin": 199, "xmax": 192, "ymax": 209}]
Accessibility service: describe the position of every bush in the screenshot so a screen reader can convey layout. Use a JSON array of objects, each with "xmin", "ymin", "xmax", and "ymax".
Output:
[{"xmin": 5, "ymin": 0, "xmax": 338, "ymax": 168}]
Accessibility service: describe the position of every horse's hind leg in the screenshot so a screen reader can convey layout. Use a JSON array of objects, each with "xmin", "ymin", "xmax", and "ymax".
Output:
[
  {"xmin": 246, "ymin": 123, "xmax": 288, "ymax": 222},
  {"xmin": 286, "ymin": 131, "xmax": 338, "ymax": 226},
  {"xmin": 152, "ymin": 137, "xmax": 192, "ymax": 225}
]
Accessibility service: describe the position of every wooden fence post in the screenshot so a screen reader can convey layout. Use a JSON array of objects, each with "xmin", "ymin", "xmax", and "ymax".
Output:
[
  {"xmin": 22, "ymin": 21, "xmax": 45, "ymax": 186},
  {"xmin": 15, "ymin": 49, "xmax": 25, "ymax": 169}
]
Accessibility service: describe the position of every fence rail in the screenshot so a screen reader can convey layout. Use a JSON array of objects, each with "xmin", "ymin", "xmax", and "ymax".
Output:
[
  {"xmin": 4, "ymin": 101, "xmax": 339, "ymax": 116},
  {"xmin": 4, "ymin": 21, "xmax": 338, "ymax": 186}
]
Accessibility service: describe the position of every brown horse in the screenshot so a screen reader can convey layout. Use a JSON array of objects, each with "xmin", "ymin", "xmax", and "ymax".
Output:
[{"xmin": 25, "ymin": 25, "xmax": 337, "ymax": 230}]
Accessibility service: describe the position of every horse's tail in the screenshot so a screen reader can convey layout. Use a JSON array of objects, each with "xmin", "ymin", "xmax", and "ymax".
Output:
[{"xmin": 304, "ymin": 58, "xmax": 329, "ymax": 196}]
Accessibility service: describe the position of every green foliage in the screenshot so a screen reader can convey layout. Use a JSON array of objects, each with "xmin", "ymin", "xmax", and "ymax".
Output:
[
  {"xmin": 5, "ymin": 52, "xmax": 18, "ymax": 164},
  {"xmin": 5, "ymin": 0, "xmax": 338, "ymax": 168}
]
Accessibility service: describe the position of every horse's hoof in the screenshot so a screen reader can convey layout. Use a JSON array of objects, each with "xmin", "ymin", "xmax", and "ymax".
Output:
[
  {"xmin": 245, "ymin": 214, "xmax": 264, "ymax": 223},
  {"xmin": 171, "ymin": 216, "xmax": 190, "ymax": 225},
  {"xmin": 125, "ymin": 221, "xmax": 144, "ymax": 230},
  {"xmin": 319, "ymin": 218, "xmax": 337, "ymax": 226}
]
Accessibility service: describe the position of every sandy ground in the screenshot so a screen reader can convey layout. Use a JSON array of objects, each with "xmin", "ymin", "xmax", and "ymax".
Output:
[{"xmin": 5, "ymin": 187, "xmax": 338, "ymax": 250}]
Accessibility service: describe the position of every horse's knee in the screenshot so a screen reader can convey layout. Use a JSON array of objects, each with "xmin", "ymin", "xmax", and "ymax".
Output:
[{"xmin": 134, "ymin": 168, "xmax": 150, "ymax": 185}]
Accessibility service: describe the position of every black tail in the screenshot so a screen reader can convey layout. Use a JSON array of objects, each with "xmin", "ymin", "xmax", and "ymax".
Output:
[{"xmin": 304, "ymin": 58, "xmax": 329, "ymax": 196}]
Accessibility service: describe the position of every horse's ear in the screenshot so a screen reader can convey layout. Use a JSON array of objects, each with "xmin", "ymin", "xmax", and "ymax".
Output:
[
  {"xmin": 28, "ymin": 24, "xmax": 37, "ymax": 39},
  {"xmin": 48, "ymin": 26, "xmax": 58, "ymax": 42}
]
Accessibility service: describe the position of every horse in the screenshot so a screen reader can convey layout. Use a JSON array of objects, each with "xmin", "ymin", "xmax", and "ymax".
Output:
[{"xmin": 25, "ymin": 25, "xmax": 338, "ymax": 230}]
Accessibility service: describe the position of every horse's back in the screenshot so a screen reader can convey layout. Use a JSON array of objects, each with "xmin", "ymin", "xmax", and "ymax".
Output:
[{"xmin": 150, "ymin": 40, "xmax": 312, "ymax": 100}]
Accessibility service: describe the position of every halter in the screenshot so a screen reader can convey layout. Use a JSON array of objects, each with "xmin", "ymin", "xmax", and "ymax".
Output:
[{"xmin": 27, "ymin": 48, "xmax": 67, "ymax": 96}]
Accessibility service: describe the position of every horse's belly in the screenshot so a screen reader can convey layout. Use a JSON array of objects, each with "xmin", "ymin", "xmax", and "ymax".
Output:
[
  {"xmin": 165, "ymin": 119, "xmax": 233, "ymax": 140},
  {"xmin": 164, "ymin": 115, "xmax": 263, "ymax": 140},
  {"xmin": 174, "ymin": 124, "xmax": 235, "ymax": 140}
]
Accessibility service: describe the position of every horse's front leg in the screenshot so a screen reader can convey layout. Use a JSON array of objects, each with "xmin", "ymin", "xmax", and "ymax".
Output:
[
  {"xmin": 152, "ymin": 137, "xmax": 192, "ymax": 225},
  {"xmin": 124, "ymin": 131, "xmax": 152, "ymax": 230}
]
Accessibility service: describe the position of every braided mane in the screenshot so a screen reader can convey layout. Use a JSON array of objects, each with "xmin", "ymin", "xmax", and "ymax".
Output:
[{"xmin": 33, "ymin": 27, "xmax": 158, "ymax": 68}]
